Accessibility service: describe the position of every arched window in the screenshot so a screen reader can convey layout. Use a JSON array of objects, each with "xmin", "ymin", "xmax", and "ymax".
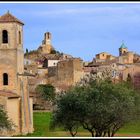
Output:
[
  {"xmin": 3, "ymin": 73, "xmax": 8, "ymax": 85},
  {"xmin": 19, "ymin": 31, "xmax": 21, "ymax": 44},
  {"xmin": 2, "ymin": 30, "xmax": 8, "ymax": 43}
]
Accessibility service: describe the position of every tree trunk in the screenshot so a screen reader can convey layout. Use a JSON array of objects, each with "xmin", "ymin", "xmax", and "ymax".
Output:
[
  {"xmin": 102, "ymin": 131, "xmax": 106, "ymax": 137},
  {"xmin": 108, "ymin": 130, "xmax": 111, "ymax": 137},
  {"xmin": 111, "ymin": 130, "xmax": 116, "ymax": 137},
  {"xmin": 88, "ymin": 129, "xmax": 94, "ymax": 137},
  {"xmin": 91, "ymin": 131, "xmax": 94, "ymax": 137},
  {"xmin": 70, "ymin": 131, "xmax": 75, "ymax": 137}
]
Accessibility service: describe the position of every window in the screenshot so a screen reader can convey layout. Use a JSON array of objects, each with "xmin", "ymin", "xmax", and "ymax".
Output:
[
  {"xmin": 47, "ymin": 32, "xmax": 51, "ymax": 39},
  {"xmin": 112, "ymin": 71, "xmax": 116, "ymax": 78},
  {"xmin": 19, "ymin": 31, "xmax": 21, "ymax": 44},
  {"xmin": 2, "ymin": 30, "xmax": 8, "ymax": 43},
  {"xmin": 3, "ymin": 73, "xmax": 8, "ymax": 85}
]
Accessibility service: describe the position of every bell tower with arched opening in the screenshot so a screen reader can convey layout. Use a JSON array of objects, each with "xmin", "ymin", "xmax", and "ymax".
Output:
[
  {"xmin": 0, "ymin": 11, "xmax": 24, "ymax": 91},
  {"xmin": 0, "ymin": 12, "xmax": 33, "ymax": 136},
  {"xmin": 119, "ymin": 42, "xmax": 128, "ymax": 56}
]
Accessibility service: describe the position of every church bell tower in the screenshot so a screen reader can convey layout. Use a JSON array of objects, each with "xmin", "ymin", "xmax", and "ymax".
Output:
[
  {"xmin": 0, "ymin": 12, "xmax": 33, "ymax": 135},
  {"xmin": 0, "ymin": 11, "xmax": 24, "ymax": 92}
]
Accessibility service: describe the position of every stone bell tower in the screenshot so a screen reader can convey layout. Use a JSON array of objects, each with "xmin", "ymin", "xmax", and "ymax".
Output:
[
  {"xmin": 119, "ymin": 42, "xmax": 128, "ymax": 56},
  {"xmin": 38, "ymin": 32, "xmax": 54, "ymax": 54},
  {"xmin": 0, "ymin": 11, "xmax": 24, "ymax": 92},
  {"xmin": 0, "ymin": 12, "xmax": 33, "ymax": 136}
]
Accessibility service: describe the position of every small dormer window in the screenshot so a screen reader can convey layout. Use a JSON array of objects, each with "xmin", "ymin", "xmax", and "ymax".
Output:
[{"xmin": 2, "ymin": 30, "xmax": 8, "ymax": 43}]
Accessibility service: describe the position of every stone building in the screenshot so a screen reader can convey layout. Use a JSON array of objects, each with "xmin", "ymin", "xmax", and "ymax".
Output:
[
  {"xmin": 119, "ymin": 43, "xmax": 128, "ymax": 56},
  {"xmin": 94, "ymin": 43, "xmax": 135, "ymax": 65},
  {"xmin": 121, "ymin": 64, "xmax": 140, "ymax": 89},
  {"xmin": 95, "ymin": 52, "xmax": 116, "ymax": 62},
  {"xmin": 118, "ymin": 43, "xmax": 134, "ymax": 64},
  {"xmin": 56, "ymin": 58, "xmax": 84, "ymax": 88},
  {"xmin": 86, "ymin": 42, "xmax": 140, "ymax": 86},
  {"xmin": 0, "ymin": 12, "xmax": 33, "ymax": 136},
  {"xmin": 38, "ymin": 32, "xmax": 54, "ymax": 54}
]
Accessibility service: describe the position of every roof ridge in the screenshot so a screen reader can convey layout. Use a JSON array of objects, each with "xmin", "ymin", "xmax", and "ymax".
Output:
[{"xmin": 0, "ymin": 12, "xmax": 24, "ymax": 25}]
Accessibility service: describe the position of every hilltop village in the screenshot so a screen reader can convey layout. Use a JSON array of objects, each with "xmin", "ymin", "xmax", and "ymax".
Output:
[
  {"xmin": 0, "ymin": 12, "xmax": 140, "ymax": 136},
  {"xmin": 24, "ymin": 31, "xmax": 140, "ymax": 110}
]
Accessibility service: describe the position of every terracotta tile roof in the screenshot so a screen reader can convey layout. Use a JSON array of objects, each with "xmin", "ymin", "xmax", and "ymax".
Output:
[
  {"xmin": 0, "ymin": 12, "xmax": 24, "ymax": 25},
  {"xmin": 0, "ymin": 90, "xmax": 20, "ymax": 99},
  {"xmin": 43, "ymin": 54, "xmax": 61, "ymax": 60}
]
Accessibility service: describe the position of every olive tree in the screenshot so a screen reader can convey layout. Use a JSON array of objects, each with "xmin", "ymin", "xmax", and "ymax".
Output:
[
  {"xmin": 50, "ymin": 87, "xmax": 86, "ymax": 137},
  {"xmin": 51, "ymin": 80, "xmax": 139, "ymax": 137}
]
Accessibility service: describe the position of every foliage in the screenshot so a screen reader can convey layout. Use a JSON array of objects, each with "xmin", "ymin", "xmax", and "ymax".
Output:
[
  {"xmin": 26, "ymin": 48, "xmax": 28, "ymax": 54},
  {"xmin": 35, "ymin": 84, "xmax": 56, "ymax": 101},
  {"xmin": 50, "ymin": 49, "xmax": 56, "ymax": 54},
  {"xmin": 50, "ymin": 49, "xmax": 62, "ymax": 55},
  {"xmin": 50, "ymin": 87, "xmax": 85, "ymax": 137},
  {"xmin": 24, "ymin": 49, "xmax": 39, "ymax": 56},
  {"xmin": 51, "ymin": 79, "xmax": 140, "ymax": 137},
  {"xmin": 0, "ymin": 106, "xmax": 13, "ymax": 133}
]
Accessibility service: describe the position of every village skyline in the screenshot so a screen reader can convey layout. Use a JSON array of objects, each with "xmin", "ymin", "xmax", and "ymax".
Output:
[
  {"xmin": 0, "ymin": 2, "xmax": 140, "ymax": 61},
  {"xmin": 0, "ymin": 2, "xmax": 140, "ymax": 137}
]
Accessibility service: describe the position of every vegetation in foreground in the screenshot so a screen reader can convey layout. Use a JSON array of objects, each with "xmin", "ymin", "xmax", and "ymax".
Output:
[
  {"xmin": 0, "ymin": 106, "xmax": 14, "ymax": 135},
  {"xmin": 23, "ymin": 112, "xmax": 140, "ymax": 137},
  {"xmin": 51, "ymin": 79, "xmax": 140, "ymax": 137},
  {"xmin": 24, "ymin": 70, "xmax": 140, "ymax": 137}
]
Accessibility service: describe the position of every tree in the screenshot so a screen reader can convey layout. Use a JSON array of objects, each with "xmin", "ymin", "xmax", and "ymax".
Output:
[
  {"xmin": 26, "ymin": 48, "xmax": 28, "ymax": 54},
  {"xmin": 35, "ymin": 84, "xmax": 55, "ymax": 101},
  {"xmin": 80, "ymin": 80, "xmax": 138, "ymax": 137},
  {"xmin": 50, "ymin": 49, "xmax": 56, "ymax": 54},
  {"xmin": 51, "ymin": 79, "xmax": 139, "ymax": 137},
  {"xmin": 0, "ymin": 106, "xmax": 13, "ymax": 134},
  {"xmin": 50, "ymin": 87, "xmax": 86, "ymax": 137}
]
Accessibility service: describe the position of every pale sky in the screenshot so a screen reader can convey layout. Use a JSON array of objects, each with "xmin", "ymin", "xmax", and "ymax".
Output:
[{"xmin": 0, "ymin": 2, "xmax": 140, "ymax": 61}]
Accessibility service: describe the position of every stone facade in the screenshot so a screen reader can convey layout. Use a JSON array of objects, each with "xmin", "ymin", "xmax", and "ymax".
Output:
[
  {"xmin": 0, "ymin": 12, "xmax": 33, "ymax": 136},
  {"xmin": 94, "ymin": 43, "xmax": 136, "ymax": 65},
  {"xmin": 119, "ymin": 51, "xmax": 134, "ymax": 64},
  {"xmin": 122, "ymin": 64, "xmax": 140, "ymax": 89},
  {"xmin": 86, "ymin": 43, "xmax": 140, "ymax": 87},
  {"xmin": 38, "ymin": 32, "xmax": 53, "ymax": 54},
  {"xmin": 56, "ymin": 58, "xmax": 84, "ymax": 87},
  {"xmin": 95, "ymin": 52, "xmax": 116, "ymax": 62},
  {"xmin": 119, "ymin": 43, "xmax": 128, "ymax": 56}
]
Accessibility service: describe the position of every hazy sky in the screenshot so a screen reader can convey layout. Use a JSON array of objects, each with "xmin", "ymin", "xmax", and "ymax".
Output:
[{"xmin": 0, "ymin": 2, "xmax": 140, "ymax": 61}]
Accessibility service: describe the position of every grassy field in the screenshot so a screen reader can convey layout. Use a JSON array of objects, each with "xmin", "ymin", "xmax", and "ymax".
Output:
[{"xmin": 22, "ymin": 112, "xmax": 140, "ymax": 137}]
